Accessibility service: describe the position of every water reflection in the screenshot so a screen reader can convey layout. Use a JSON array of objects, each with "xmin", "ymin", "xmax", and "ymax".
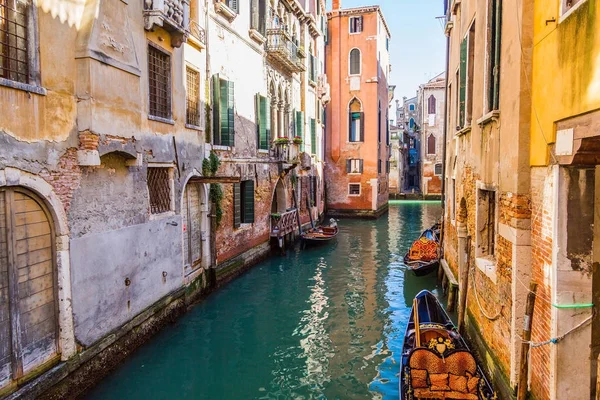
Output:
[{"xmin": 85, "ymin": 202, "xmax": 443, "ymax": 400}]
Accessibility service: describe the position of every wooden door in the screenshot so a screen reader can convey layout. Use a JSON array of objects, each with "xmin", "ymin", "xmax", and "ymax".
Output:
[
  {"xmin": 0, "ymin": 188, "xmax": 57, "ymax": 386},
  {"xmin": 183, "ymin": 183, "xmax": 202, "ymax": 275}
]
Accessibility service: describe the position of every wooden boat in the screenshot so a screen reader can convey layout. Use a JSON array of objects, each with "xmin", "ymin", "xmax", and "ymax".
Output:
[
  {"xmin": 400, "ymin": 290, "xmax": 496, "ymax": 400},
  {"xmin": 301, "ymin": 219, "xmax": 339, "ymax": 244},
  {"xmin": 404, "ymin": 224, "xmax": 441, "ymax": 276}
]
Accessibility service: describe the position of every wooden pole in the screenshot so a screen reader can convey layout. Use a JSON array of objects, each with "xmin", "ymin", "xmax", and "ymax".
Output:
[
  {"xmin": 306, "ymin": 198, "xmax": 315, "ymax": 229},
  {"xmin": 291, "ymin": 189, "xmax": 302, "ymax": 236},
  {"xmin": 596, "ymin": 353, "xmax": 600, "ymax": 400},
  {"xmin": 413, "ymin": 298, "xmax": 421, "ymax": 348},
  {"xmin": 517, "ymin": 282, "xmax": 538, "ymax": 400}
]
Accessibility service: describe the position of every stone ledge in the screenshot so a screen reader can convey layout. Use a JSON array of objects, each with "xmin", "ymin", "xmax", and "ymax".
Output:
[{"xmin": 498, "ymin": 222, "xmax": 531, "ymax": 246}]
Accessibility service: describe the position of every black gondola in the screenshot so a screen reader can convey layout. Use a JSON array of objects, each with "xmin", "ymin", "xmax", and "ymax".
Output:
[
  {"xmin": 399, "ymin": 290, "xmax": 496, "ymax": 400},
  {"xmin": 404, "ymin": 223, "xmax": 441, "ymax": 276}
]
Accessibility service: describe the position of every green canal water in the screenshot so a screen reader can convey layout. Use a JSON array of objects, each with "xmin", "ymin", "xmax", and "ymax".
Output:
[{"xmin": 86, "ymin": 202, "xmax": 445, "ymax": 400}]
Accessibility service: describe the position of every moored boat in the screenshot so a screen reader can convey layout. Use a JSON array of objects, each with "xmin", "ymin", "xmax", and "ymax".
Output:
[
  {"xmin": 301, "ymin": 219, "xmax": 339, "ymax": 244},
  {"xmin": 399, "ymin": 290, "xmax": 496, "ymax": 400},
  {"xmin": 404, "ymin": 224, "xmax": 441, "ymax": 276}
]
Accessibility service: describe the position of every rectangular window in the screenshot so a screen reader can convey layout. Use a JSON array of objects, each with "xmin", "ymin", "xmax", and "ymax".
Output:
[
  {"xmin": 212, "ymin": 75, "xmax": 235, "ymax": 147},
  {"xmin": 233, "ymin": 180, "xmax": 255, "ymax": 227},
  {"xmin": 466, "ymin": 22, "xmax": 476, "ymax": 125},
  {"xmin": 147, "ymin": 167, "xmax": 173, "ymax": 214},
  {"xmin": 486, "ymin": 0, "xmax": 501, "ymax": 112},
  {"xmin": 434, "ymin": 163, "xmax": 443, "ymax": 176},
  {"xmin": 386, "ymin": 160, "xmax": 390, "ymax": 173},
  {"xmin": 0, "ymin": 0, "xmax": 30, "ymax": 84},
  {"xmin": 310, "ymin": 118, "xmax": 316, "ymax": 155},
  {"xmin": 348, "ymin": 183, "xmax": 361, "ymax": 196},
  {"xmin": 186, "ymin": 67, "xmax": 200, "ymax": 127},
  {"xmin": 349, "ymin": 112, "xmax": 363, "ymax": 142},
  {"xmin": 225, "ymin": 0, "xmax": 239, "ymax": 13},
  {"xmin": 250, "ymin": 0, "xmax": 266, "ymax": 35},
  {"xmin": 256, "ymin": 94, "xmax": 270, "ymax": 150},
  {"xmin": 148, "ymin": 44, "xmax": 172, "ymax": 120},
  {"xmin": 477, "ymin": 189, "xmax": 496, "ymax": 257},
  {"xmin": 346, "ymin": 159, "xmax": 363, "ymax": 174},
  {"xmin": 349, "ymin": 16, "xmax": 362, "ymax": 33},
  {"xmin": 309, "ymin": 54, "xmax": 317, "ymax": 82},
  {"xmin": 451, "ymin": 178, "xmax": 456, "ymax": 220}
]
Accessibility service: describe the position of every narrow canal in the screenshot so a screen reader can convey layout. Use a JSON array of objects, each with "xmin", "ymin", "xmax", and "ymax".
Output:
[{"xmin": 86, "ymin": 201, "xmax": 444, "ymax": 400}]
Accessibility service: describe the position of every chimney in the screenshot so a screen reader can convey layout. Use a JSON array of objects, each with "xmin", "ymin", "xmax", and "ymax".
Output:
[{"xmin": 332, "ymin": 0, "xmax": 341, "ymax": 9}]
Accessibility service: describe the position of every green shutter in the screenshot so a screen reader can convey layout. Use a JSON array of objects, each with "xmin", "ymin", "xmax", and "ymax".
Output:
[
  {"xmin": 219, "ymin": 79, "xmax": 228, "ymax": 146},
  {"xmin": 310, "ymin": 118, "xmax": 316, "ymax": 155},
  {"xmin": 228, "ymin": 81, "xmax": 235, "ymax": 146},
  {"xmin": 257, "ymin": 95, "xmax": 269, "ymax": 150},
  {"xmin": 360, "ymin": 112, "xmax": 365, "ymax": 141},
  {"xmin": 212, "ymin": 75, "xmax": 221, "ymax": 145},
  {"xmin": 459, "ymin": 37, "xmax": 467, "ymax": 128},
  {"xmin": 233, "ymin": 183, "xmax": 241, "ymax": 228},
  {"xmin": 296, "ymin": 111, "xmax": 305, "ymax": 151},
  {"xmin": 242, "ymin": 180, "xmax": 255, "ymax": 223}
]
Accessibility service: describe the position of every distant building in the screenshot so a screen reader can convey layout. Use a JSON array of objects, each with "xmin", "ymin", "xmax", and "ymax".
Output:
[
  {"xmin": 417, "ymin": 73, "xmax": 445, "ymax": 196},
  {"xmin": 325, "ymin": 0, "xmax": 392, "ymax": 217},
  {"xmin": 397, "ymin": 96, "xmax": 420, "ymax": 192},
  {"xmin": 388, "ymin": 124, "xmax": 406, "ymax": 195}
]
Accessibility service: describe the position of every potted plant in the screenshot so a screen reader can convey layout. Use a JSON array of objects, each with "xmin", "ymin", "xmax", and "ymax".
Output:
[
  {"xmin": 271, "ymin": 212, "xmax": 281, "ymax": 219},
  {"xmin": 292, "ymin": 136, "xmax": 303, "ymax": 145},
  {"xmin": 274, "ymin": 137, "xmax": 290, "ymax": 145}
]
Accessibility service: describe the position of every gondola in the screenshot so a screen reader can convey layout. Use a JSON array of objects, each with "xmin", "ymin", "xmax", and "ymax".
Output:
[
  {"xmin": 301, "ymin": 219, "xmax": 339, "ymax": 245},
  {"xmin": 404, "ymin": 223, "xmax": 441, "ymax": 276},
  {"xmin": 400, "ymin": 290, "xmax": 496, "ymax": 400}
]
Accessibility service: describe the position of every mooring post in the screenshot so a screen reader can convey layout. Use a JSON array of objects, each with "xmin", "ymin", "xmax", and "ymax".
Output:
[
  {"xmin": 517, "ymin": 282, "xmax": 538, "ymax": 400},
  {"xmin": 457, "ymin": 199, "xmax": 469, "ymax": 332}
]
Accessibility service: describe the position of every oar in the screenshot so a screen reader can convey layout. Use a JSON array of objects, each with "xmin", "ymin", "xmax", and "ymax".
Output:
[{"xmin": 413, "ymin": 298, "xmax": 421, "ymax": 348}]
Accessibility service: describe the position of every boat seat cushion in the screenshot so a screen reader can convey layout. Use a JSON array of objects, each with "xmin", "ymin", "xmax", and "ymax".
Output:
[
  {"xmin": 449, "ymin": 373, "xmax": 468, "ymax": 394},
  {"xmin": 430, "ymin": 373, "xmax": 450, "ymax": 391},
  {"xmin": 408, "ymin": 348, "xmax": 477, "ymax": 376},
  {"xmin": 413, "ymin": 388, "xmax": 478, "ymax": 400},
  {"xmin": 411, "ymin": 369, "xmax": 429, "ymax": 388},
  {"xmin": 466, "ymin": 371, "xmax": 480, "ymax": 394}
]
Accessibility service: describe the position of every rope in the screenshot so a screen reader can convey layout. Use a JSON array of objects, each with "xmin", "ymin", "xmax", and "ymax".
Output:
[
  {"xmin": 519, "ymin": 315, "xmax": 593, "ymax": 348},
  {"xmin": 466, "ymin": 237, "xmax": 503, "ymax": 321}
]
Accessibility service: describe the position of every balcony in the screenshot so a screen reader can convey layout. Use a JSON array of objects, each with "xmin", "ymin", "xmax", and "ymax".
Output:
[
  {"xmin": 144, "ymin": 0, "xmax": 190, "ymax": 47},
  {"xmin": 265, "ymin": 29, "xmax": 306, "ymax": 74},
  {"xmin": 188, "ymin": 20, "xmax": 206, "ymax": 48},
  {"xmin": 270, "ymin": 209, "xmax": 299, "ymax": 239}
]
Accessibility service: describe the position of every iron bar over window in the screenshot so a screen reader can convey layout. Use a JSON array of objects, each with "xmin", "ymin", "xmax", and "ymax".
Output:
[
  {"xmin": 0, "ymin": 0, "xmax": 29, "ymax": 83},
  {"xmin": 148, "ymin": 167, "xmax": 172, "ymax": 214},
  {"xmin": 148, "ymin": 44, "xmax": 171, "ymax": 120},
  {"xmin": 186, "ymin": 67, "xmax": 200, "ymax": 126}
]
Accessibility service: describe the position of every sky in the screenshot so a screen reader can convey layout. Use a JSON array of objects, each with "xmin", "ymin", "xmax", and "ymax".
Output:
[{"xmin": 326, "ymin": 0, "xmax": 447, "ymax": 106}]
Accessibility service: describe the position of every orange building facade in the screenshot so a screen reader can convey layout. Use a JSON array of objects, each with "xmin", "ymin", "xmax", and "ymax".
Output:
[{"xmin": 325, "ymin": 1, "xmax": 392, "ymax": 217}]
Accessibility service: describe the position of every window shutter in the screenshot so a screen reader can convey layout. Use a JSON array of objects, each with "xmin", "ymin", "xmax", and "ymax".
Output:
[
  {"xmin": 360, "ymin": 112, "xmax": 365, "ymax": 141},
  {"xmin": 242, "ymin": 180, "xmax": 255, "ymax": 223},
  {"xmin": 219, "ymin": 79, "xmax": 228, "ymax": 146},
  {"xmin": 233, "ymin": 183, "xmax": 241, "ymax": 228},
  {"xmin": 359, "ymin": 159, "xmax": 364, "ymax": 173},
  {"xmin": 264, "ymin": 96, "xmax": 271, "ymax": 148},
  {"xmin": 230, "ymin": 0, "xmax": 239, "ymax": 13},
  {"xmin": 459, "ymin": 37, "xmax": 467, "ymax": 128},
  {"xmin": 310, "ymin": 118, "xmax": 316, "ymax": 155},
  {"xmin": 348, "ymin": 111, "xmax": 352, "ymax": 141},
  {"xmin": 212, "ymin": 75, "xmax": 221, "ymax": 145},
  {"xmin": 346, "ymin": 159, "xmax": 351, "ymax": 173},
  {"xmin": 251, "ymin": 0, "xmax": 259, "ymax": 30},
  {"xmin": 259, "ymin": 0, "xmax": 267, "ymax": 35},
  {"xmin": 228, "ymin": 81, "xmax": 235, "ymax": 146}
]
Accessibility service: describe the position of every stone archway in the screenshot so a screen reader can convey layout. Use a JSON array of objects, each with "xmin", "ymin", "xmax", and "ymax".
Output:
[{"xmin": 271, "ymin": 178, "xmax": 287, "ymax": 214}]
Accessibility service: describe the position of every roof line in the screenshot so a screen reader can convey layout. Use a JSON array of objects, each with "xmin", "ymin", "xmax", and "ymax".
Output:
[{"xmin": 327, "ymin": 5, "xmax": 391, "ymax": 38}]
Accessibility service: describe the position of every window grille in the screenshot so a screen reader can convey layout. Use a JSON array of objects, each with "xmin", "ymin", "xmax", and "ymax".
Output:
[
  {"xmin": 148, "ymin": 44, "xmax": 171, "ymax": 119},
  {"xmin": 434, "ymin": 163, "xmax": 443, "ymax": 176},
  {"xmin": 148, "ymin": 167, "xmax": 172, "ymax": 214},
  {"xmin": 349, "ymin": 16, "xmax": 362, "ymax": 33},
  {"xmin": 349, "ymin": 184, "xmax": 360, "ymax": 195},
  {"xmin": 0, "ymin": 0, "xmax": 29, "ymax": 83},
  {"xmin": 186, "ymin": 67, "xmax": 200, "ymax": 126}
]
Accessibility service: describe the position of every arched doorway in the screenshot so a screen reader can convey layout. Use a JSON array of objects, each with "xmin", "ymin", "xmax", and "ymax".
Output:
[
  {"xmin": 0, "ymin": 187, "xmax": 58, "ymax": 384},
  {"xmin": 182, "ymin": 181, "xmax": 208, "ymax": 276},
  {"xmin": 271, "ymin": 179, "xmax": 287, "ymax": 213}
]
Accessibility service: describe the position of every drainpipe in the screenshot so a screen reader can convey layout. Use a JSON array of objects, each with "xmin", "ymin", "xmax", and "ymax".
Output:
[{"xmin": 439, "ymin": 11, "xmax": 450, "ymax": 248}]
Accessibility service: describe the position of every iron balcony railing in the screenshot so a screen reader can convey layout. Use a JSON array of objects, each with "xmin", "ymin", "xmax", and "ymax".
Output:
[
  {"xmin": 189, "ymin": 20, "xmax": 206, "ymax": 46},
  {"xmin": 265, "ymin": 29, "xmax": 306, "ymax": 73}
]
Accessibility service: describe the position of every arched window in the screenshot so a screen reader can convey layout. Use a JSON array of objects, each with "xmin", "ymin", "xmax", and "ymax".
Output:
[
  {"xmin": 349, "ymin": 98, "xmax": 363, "ymax": 142},
  {"xmin": 427, "ymin": 134, "xmax": 436, "ymax": 155},
  {"xmin": 349, "ymin": 48, "xmax": 361, "ymax": 75},
  {"xmin": 409, "ymin": 118, "xmax": 415, "ymax": 129},
  {"xmin": 428, "ymin": 95, "xmax": 436, "ymax": 114}
]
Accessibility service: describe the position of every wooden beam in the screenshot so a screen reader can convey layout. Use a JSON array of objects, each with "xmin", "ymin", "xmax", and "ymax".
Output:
[{"xmin": 188, "ymin": 176, "xmax": 240, "ymax": 184}]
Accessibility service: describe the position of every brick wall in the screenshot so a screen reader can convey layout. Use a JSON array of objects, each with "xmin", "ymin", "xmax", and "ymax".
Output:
[
  {"xmin": 529, "ymin": 167, "xmax": 554, "ymax": 400},
  {"xmin": 39, "ymin": 148, "xmax": 82, "ymax": 212}
]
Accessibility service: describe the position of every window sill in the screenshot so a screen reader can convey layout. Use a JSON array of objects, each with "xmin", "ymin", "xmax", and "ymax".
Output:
[
  {"xmin": 215, "ymin": 2, "xmax": 237, "ymax": 21},
  {"xmin": 185, "ymin": 123, "xmax": 203, "ymax": 131},
  {"xmin": 348, "ymin": 172, "xmax": 362, "ymax": 175},
  {"xmin": 455, "ymin": 125, "xmax": 471, "ymax": 137},
  {"xmin": 475, "ymin": 256, "xmax": 497, "ymax": 284},
  {"xmin": 0, "ymin": 78, "xmax": 47, "ymax": 96},
  {"xmin": 348, "ymin": 194, "xmax": 361, "ymax": 197},
  {"xmin": 258, "ymin": 149, "xmax": 269, "ymax": 154},
  {"xmin": 248, "ymin": 29, "xmax": 266, "ymax": 45},
  {"xmin": 149, "ymin": 211, "xmax": 176, "ymax": 221},
  {"xmin": 476, "ymin": 110, "xmax": 500, "ymax": 127},
  {"xmin": 213, "ymin": 145, "xmax": 231, "ymax": 151},
  {"xmin": 149, "ymin": 115, "xmax": 175, "ymax": 125}
]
